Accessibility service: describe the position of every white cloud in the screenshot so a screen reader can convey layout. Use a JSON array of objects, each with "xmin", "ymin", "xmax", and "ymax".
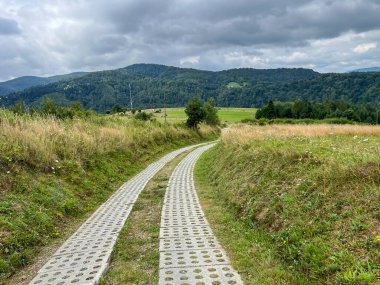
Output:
[
  {"xmin": 274, "ymin": 52, "xmax": 308, "ymax": 63},
  {"xmin": 224, "ymin": 52, "xmax": 268, "ymax": 68},
  {"xmin": 353, "ymin": 43, "xmax": 377, "ymax": 54},
  {"xmin": 180, "ymin": 56, "xmax": 200, "ymax": 65}
]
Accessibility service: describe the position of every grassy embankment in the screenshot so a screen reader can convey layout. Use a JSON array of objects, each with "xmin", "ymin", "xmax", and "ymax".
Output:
[
  {"xmin": 196, "ymin": 124, "xmax": 380, "ymax": 284},
  {"xmin": 148, "ymin": 107, "xmax": 256, "ymax": 124},
  {"xmin": 0, "ymin": 109, "xmax": 218, "ymax": 282}
]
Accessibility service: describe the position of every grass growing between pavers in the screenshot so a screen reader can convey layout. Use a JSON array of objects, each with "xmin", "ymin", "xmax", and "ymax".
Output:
[
  {"xmin": 100, "ymin": 151, "xmax": 190, "ymax": 285},
  {"xmin": 195, "ymin": 124, "xmax": 380, "ymax": 285}
]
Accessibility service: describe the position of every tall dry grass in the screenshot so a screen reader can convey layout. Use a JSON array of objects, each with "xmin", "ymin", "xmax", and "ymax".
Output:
[
  {"xmin": 0, "ymin": 109, "xmax": 214, "ymax": 167},
  {"xmin": 222, "ymin": 123, "xmax": 380, "ymax": 144}
]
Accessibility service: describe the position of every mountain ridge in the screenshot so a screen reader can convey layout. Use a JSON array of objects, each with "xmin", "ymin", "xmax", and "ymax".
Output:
[
  {"xmin": 0, "ymin": 72, "xmax": 88, "ymax": 96},
  {"xmin": 1, "ymin": 64, "xmax": 379, "ymax": 112},
  {"xmin": 351, "ymin": 67, "xmax": 380, "ymax": 73}
]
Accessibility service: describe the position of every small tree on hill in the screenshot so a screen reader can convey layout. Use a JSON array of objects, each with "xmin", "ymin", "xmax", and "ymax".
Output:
[
  {"xmin": 185, "ymin": 97, "xmax": 205, "ymax": 128},
  {"xmin": 12, "ymin": 100, "xmax": 27, "ymax": 115},
  {"xmin": 266, "ymin": 100, "xmax": 276, "ymax": 119},
  {"xmin": 255, "ymin": 100, "xmax": 276, "ymax": 119},
  {"xmin": 40, "ymin": 98, "xmax": 58, "ymax": 115},
  {"xmin": 134, "ymin": 110, "xmax": 154, "ymax": 121},
  {"xmin": 111, "ymin": 104, "xmax": 124, "ymax": 114},
  {"xmin": 203, "ymin": 98, "xmax": 220, "ymax": 126}
]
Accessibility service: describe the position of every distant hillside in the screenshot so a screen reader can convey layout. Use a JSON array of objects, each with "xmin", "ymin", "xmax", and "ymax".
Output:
[
  {"xmin": 0, "ymin": 72, "xmax": 88, "ymax": 96},
  {"xmin": 352, "ymin": 67, "xmax": 380, "ymax": 72},
  {"xmin": 1, "ymin": 64, "xmax": 379, "ymax": 112}
]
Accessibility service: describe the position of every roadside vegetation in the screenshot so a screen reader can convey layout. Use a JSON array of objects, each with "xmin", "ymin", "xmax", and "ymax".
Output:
[
  {"xmin": 0, "ymin": 107, "xmax": 218, "ymax": 281},
  {"xmin": 196, "ymin": 124, "xmax": 380, "ymax": 284}
]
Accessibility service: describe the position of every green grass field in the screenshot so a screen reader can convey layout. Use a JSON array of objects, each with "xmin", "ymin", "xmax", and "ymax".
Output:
[
  {"xmin": 149, "ymin": 107, "xmax": 256, "ymax": 123},
  {"xmin": 196, "ymin": 124, "xmax": 380, "ymax": 284}
]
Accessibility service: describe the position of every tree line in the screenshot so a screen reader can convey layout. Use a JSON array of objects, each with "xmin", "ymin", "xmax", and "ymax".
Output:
[
  {"xmin": 256, "ymin": 100, "xmax": 380, "ymax": 124},
  {"xmin": 8, "ymin": 96, "xmax": 221, "ymax": 128}
]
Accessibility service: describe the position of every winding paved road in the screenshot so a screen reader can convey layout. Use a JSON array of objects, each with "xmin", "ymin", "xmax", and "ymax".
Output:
[{"xmin": 159, "ymin": 144, "xmax": 244, "ymax": 285}]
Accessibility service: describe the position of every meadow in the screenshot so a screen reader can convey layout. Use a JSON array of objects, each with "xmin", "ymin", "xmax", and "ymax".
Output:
[
  {"xmin": 148, "ymin": 107, "xmax": 256, "ymax": 123},
  {"xmin": 0, "ymin": 109, "xmax": 218, "ymax": 281},
  {"xmin": 196, "ymin": 124, "xmax": 380, "ymax": 285}
]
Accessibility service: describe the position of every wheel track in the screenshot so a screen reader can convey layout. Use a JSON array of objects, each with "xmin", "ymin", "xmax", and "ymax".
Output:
[{"xmin": 159, "ymin": 144, "xmax": 244, "ymax": 285}]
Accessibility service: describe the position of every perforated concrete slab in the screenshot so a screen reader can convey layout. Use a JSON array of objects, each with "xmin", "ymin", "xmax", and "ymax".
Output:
[
  {"xmin": 160, "ymin": 265, "xmax": 243, "ymax": 285},
  {"xmin": 162, "ymin": 204, "xmax": 203, "ymax": 217},
  {"xmin": 160, "ymin": 225, "xmax": 214, "ymax": 239},
  {"xmin": 162, "ymin": 209, "xmax": 204, "ymax": 218},
  {"xmin": 38, "ymin": 249, "xmax": 112, "ymax": 273},
  {"xmin": 54, "ymin": 236, "xmax": 116, "ymax": 255},
  {"xmin": 160, "ymin": 248, "xmax": 230, "ymax": 268},
  {"xmin": 161, "ymin": 214, "xmax": 209, "ymax": 228},
  {"xmin": 29, "ymin": 263, "xmax": 107, "ymax": 285},
  {"xmin": 29, "ymin": 142, "xmax": 209, "ymax": 285},
  {"xmin": 68, "ymin": 226, "xmax": 121, "ymax": 241},
  {"xmin": 159, "ymin": 144, "xmax": 244, "ymax": 285},
  {"xmin": 162, "ymin": 201, "xmax": 202, "ymax": 212},
  {"xmin": 160, "ymin": 235, "xmax": 221, "ymax": 251},
  {"xmin": 163, "ymin": 197, "xmax": 200, "ymax": 206}
]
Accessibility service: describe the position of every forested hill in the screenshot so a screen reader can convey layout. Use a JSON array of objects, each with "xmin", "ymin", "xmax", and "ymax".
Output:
[
  {"xmin": 1, "ymin": 64, "xmax": 379, "ymax": 112},
  {"xmin": 0, "ymin": 72, "xmax": 88, "ymax": 96}
]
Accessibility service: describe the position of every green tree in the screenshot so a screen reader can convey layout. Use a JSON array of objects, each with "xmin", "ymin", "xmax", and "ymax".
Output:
[
  {"xmin": 12, "ymin": 101, "xmax": 26, "ymax": 115},
  {"xmin": 111, "ymin": 104, "xmax": 124, "ymax": 114},
  {"xmin": 40, "ymin": 98, "xmax": 58, "ymax": 115},
  {"xmin": 292, "ymin": 100, "xmax": 304, "ymax": 118},
  {"xmin": 185, "ymin": 97, "xmax": 205, "ymax": 128},
  {"xmin": 40, "ymin": 98, "xmax": 74, "ymax": 119},
  {"xmin": 203, "ymin": 98, "xmax": 220, "ymax": 125},
  {"xmin": 266, "ymin": 100, "xmax": 276, "ymax": 119},
  {"xmin": 255, "ymin": 100, "xmax": 276, "ymax": 119},
  {"xmin": 70, "ymin": 101, "xmax": 84, "ymax": 112}
]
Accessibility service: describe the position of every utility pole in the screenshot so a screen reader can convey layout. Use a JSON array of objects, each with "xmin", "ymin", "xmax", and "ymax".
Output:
[
  {"xmin": 129, "ymin": 84, "xmax": 133, "ymax": 111},
  {"xmin": 164, "ymin": 91, "xmax": 167, "ymax": 124}
]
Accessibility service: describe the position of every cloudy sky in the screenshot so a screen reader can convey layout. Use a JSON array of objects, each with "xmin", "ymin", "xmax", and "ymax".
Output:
[{"xmin": 0, "ymin": 0, "xmax": 380, "ymax": 81}]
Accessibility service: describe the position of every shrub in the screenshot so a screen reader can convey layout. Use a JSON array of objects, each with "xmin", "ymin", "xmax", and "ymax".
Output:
[{"xmin": 134, "ymin": 111, "xmax": 154, "ymax": 121}]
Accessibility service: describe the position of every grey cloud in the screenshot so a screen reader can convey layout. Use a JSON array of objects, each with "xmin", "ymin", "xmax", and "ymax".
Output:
[
  {"xmin": 0, "ymin": 0, "xmax": 380, "ymax": 81},
  {"xmin": 0, "ymin": 17, "xmax": 21, "ymax": 35},
  {"xmin": 92, "ymin": 0, "xmax": 175, "ymax": 34},
  {"xmin": 95, "ymin": 0, "xmax": 380, "ymax": 49}
]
